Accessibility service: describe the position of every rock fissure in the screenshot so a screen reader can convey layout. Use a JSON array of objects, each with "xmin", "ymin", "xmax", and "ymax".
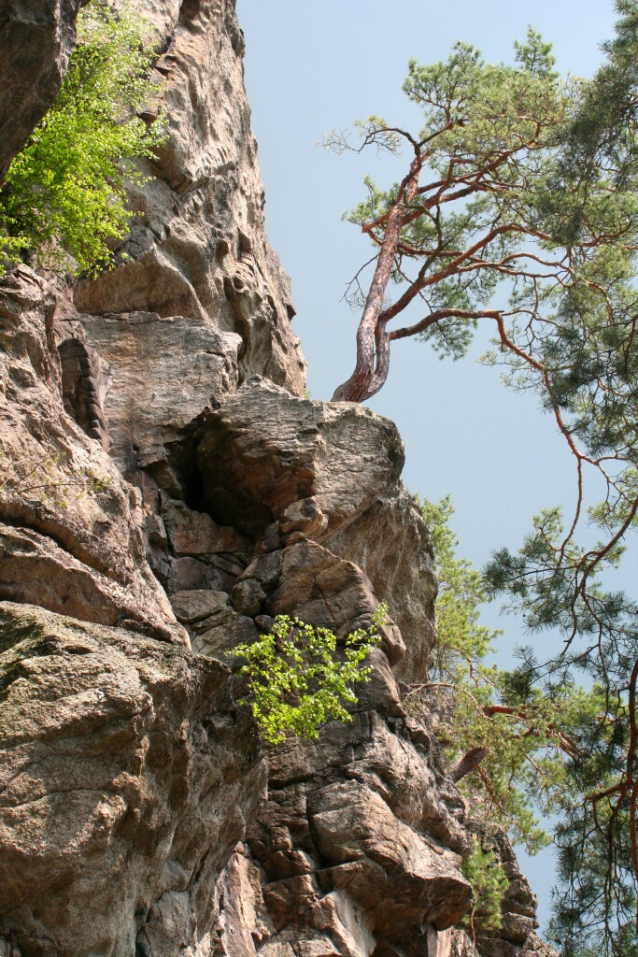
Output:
[{"xmin": 0, "ymin": 508, "xmax": 122, "ymax": 582}]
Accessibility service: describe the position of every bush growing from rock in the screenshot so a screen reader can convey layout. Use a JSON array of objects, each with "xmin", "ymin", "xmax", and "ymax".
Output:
[
  {"xmin": 234, "ymin": 605, "xmax": 386, "ymax": 744},
  {"xmin": 0, "ymin": 1, "xmax": 165, "ymax": 275}
]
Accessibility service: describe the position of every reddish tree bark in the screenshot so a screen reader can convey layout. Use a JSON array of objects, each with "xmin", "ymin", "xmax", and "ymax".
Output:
[{"xmin": 331, "ymin": 150, "xmax": 423, "ymax": 402}]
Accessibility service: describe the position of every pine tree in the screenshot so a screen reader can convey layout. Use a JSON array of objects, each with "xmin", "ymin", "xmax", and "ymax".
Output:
[{"xmin": 329, "ymin": 5, "xmax": 638, "ymax": 952}]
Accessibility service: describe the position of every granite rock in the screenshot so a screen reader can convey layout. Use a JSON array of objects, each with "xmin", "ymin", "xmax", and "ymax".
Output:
[
  {"xmin": 196, "ymin": 377, "xmax": 405, "ymax": 537},
  {"xmin": 326, "ymin": 486, "xmax": 438, "ymax": 683},
  {"xmin": 0, "ymin": 0, "xmax": 84, "ymax": 179},
  {"xmin": 63, "ymin": 0, "xmax": 306, "ymax": 398},
  {"xmin": 0, "ymin": 602, "xmax": 265, "ymax": 957},
  {"xmin": 0, "ymin": 268, "xmax": 185, "ymax": 644}
]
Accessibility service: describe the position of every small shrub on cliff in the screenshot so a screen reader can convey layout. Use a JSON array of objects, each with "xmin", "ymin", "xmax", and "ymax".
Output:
[
  {"xmin": 0, "ymin": 450, "xmax": 111, "ymax": 510},
  {"xmin": 234, "ymin": 606, "xmax": 386, "ymax": 744},
  {"xmin": 0, "ymin": 1, "xmax": 165, "ymax": 276}
]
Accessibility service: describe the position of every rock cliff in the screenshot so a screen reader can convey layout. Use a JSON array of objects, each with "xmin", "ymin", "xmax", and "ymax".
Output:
[{"xmin": 0, "ymin": 2, "xmax": 557, "ymax": 957}]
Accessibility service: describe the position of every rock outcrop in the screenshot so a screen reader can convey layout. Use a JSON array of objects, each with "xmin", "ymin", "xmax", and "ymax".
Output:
[
  {"xmin": 0, "ymin": 602, "xmax": 264, "ymax": 956},
  {"xmin": 0, "ymin": 267, "xmax": 185, "ymax": 644},
  {"xmin": 0, "ymin": 1, "xmax": 558, "ymax": 956},
  {"xmin": 0, "ymin": 0, "xmax": 85, "ymax": 180},
  {"xmin": 58, "ymin": 0, "xmax": 306, "ymax": 399}
]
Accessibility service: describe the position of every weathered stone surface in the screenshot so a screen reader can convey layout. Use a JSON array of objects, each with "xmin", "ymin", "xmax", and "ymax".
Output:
[
  {"xmin": 0, "ymin": 267, "xmax": 185, "ymax": 644},
  {"xmin": 462, "ymin": 821, "xmax": 560, "ymax": 957},
  {"xmin": 448, "ymin": 930, "xmax": 481, "ymax": 956},
  {"xmin": 243, "ymin": 549, "xmax": 284, "ymax": 591},
  {"xmin": 167, "ymin": 555, "xmax": 215, "ymax": 593},
  {"xmin": 266, "ymin": 540, "xmax": 405, "ymax": 667},
  {"xmin": 280, "ymin": 498, "xmax": 328, "ymax": 540},
  {"xmin": 0, "ymin": 0, "xmax": 84, "ymax": 180},
  {"xmin": 469, "ymin": 822, "xmax": 538, "ymax": 918},
  {"xmin": 310, "ymin": 781, "xmax": 471, "ymax": 935},
  {"xmin": 520, "ymin": 936, "xmax": 560, "ymax": 957},
  {"xmin": 211, "ymin": 844, "xmax": 275, "ymax": 957},
  {"xmin": 170, "ymin": 589, "xmax": 257, "ymax": 660},
  {"xmin": 0, "ymin": 602, "xmax": 265, "ymax": 957},
  {"xmin": 199, "ymin": 518, "xmax": 473, "ymax": 957},
  {"xmin": 196, "ymin": 378, "xmax": 405, "ymax": 537},
  {"xmin": 65, "ymin": 0, "xmax": 306, "ymax": 397},
  {"xmin": 58, "ymin": 336, "xmax": 109, "ymax": 447},
  {"xmin": 76, "ymin": 311, "xmax": 241, "ymax": 476},
  {"xmin": 170, "ymin": 588, "xmax": 229, "ymax": 624},
  {"xmin": 0, "ymin": 4, "xmax": 558, "ymax": 956},
  {"xmin": 161, "ymin": 495, "xmax": 247, "ymax": 558},
  {"xmin": 232, "ymin": 578, "xmax": 267, "ymax": 617},
  {"xmin": 499, "ymin": 914, "xmax": 538, "ymax": 944},
  {"xmin": 193, "ymin": 612, "xmax": 257, "ymax": 659},
  {"xmin": 326, "ymin": 486, "xmax": 438, "ymax": 683}
]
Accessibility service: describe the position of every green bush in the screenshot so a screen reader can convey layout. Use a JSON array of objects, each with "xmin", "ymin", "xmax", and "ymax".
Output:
[
  {"xmin": 234, "ymin": 606, "xmax": 386, "ymax": 744},
  {"xmin": 0, "ymin": 1, "xmax": 165, "ymax": 276}
]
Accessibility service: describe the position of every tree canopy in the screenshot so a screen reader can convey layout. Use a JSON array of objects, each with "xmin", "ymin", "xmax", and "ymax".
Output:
[{"xmin": 329, "ymin": 3, "xmax": 638, "ymax": 953}]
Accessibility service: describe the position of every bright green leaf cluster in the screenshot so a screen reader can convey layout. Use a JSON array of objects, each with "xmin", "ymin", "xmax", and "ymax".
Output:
[
  {"xmin": 0, "ymin": 1, "xmax": 165, "ymax": 276},
  {"xmin": 234, "ymin": 606, "xmax": 386, "ymax": 745}
]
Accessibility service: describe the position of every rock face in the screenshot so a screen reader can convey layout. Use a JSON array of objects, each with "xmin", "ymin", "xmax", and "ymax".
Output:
[
  {"xmin": 0, "ymin": 602, "xmax": 264, "ymax": 957},
  {"xmin": 58, "ymin": 0, "xmax": 307, "ymax": 398},
  {"xmin": 325, "ymin": 485, "xmax": 438, "ymax": 683},
  {"xmin": 0, "ymin": 0, "xmax": 84, "ymax": 180},
  {"xmin": 0, "ymin": 268, "xmax": 185, "ymax": 644},
  {"xmin": 0, "ymin": 2, "xmax": 558, "ymax": 956},
  {"xmin": 77, "ymin": 311, "xmax": 241, "ymax": 477},
  {"xmin": 196, "ymin": 377, "xmax": 405, "ymax": 536}
]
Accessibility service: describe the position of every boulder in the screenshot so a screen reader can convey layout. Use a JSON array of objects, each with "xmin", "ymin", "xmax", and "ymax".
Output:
[
  {"xmin": 196, "ymin": 377, "xmax": 405, "ymax": 537},
  {"xmin": 0, "ymin": 602, "xmax": 265, "ymax": 957},
  {"xmin": 309, "ymin": 781, "xmax": 470, "ymax": 935},
  {"xmin": 170, "ymin": 589, "xmax": 257, "ymax": 660}
]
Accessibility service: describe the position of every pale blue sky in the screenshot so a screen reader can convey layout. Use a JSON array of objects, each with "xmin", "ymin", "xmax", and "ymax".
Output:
[{"xmin": 237, "ymin": 0, "xmax": 621, "ymax": 933}]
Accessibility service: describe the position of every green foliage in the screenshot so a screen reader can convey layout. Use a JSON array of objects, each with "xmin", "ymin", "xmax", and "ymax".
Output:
[
  {"xmin": 419, "ymin": 495, "xmax": 497, "ymax": 677},
  {"xmin": 461, "ymin": 837, "xmax": 510, "ymax": 942},
  {"xmin": 0, "ymin": 1, "xmax": 165, "ymax": 275},
  {"xmin": 335, "ymin": 28, "xmax": 578, "ymax": 359},
  {"xmin": 330, "ymin": 11, "xmax": 638, "ymax": 950},
  {"xmin": 486, "ymin": 508, "xmax": 638, "ymax": 955},
  {"xmin": 420, "ymin": 498, "xmax": 636, "ymax": 952},
  {"xmin": 234, "ymin": 606, "xmax": 386, "ymax": 745},
  {"xmin": 415, "ymin": 496, "xmax": 605, "ymax": 857}
]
